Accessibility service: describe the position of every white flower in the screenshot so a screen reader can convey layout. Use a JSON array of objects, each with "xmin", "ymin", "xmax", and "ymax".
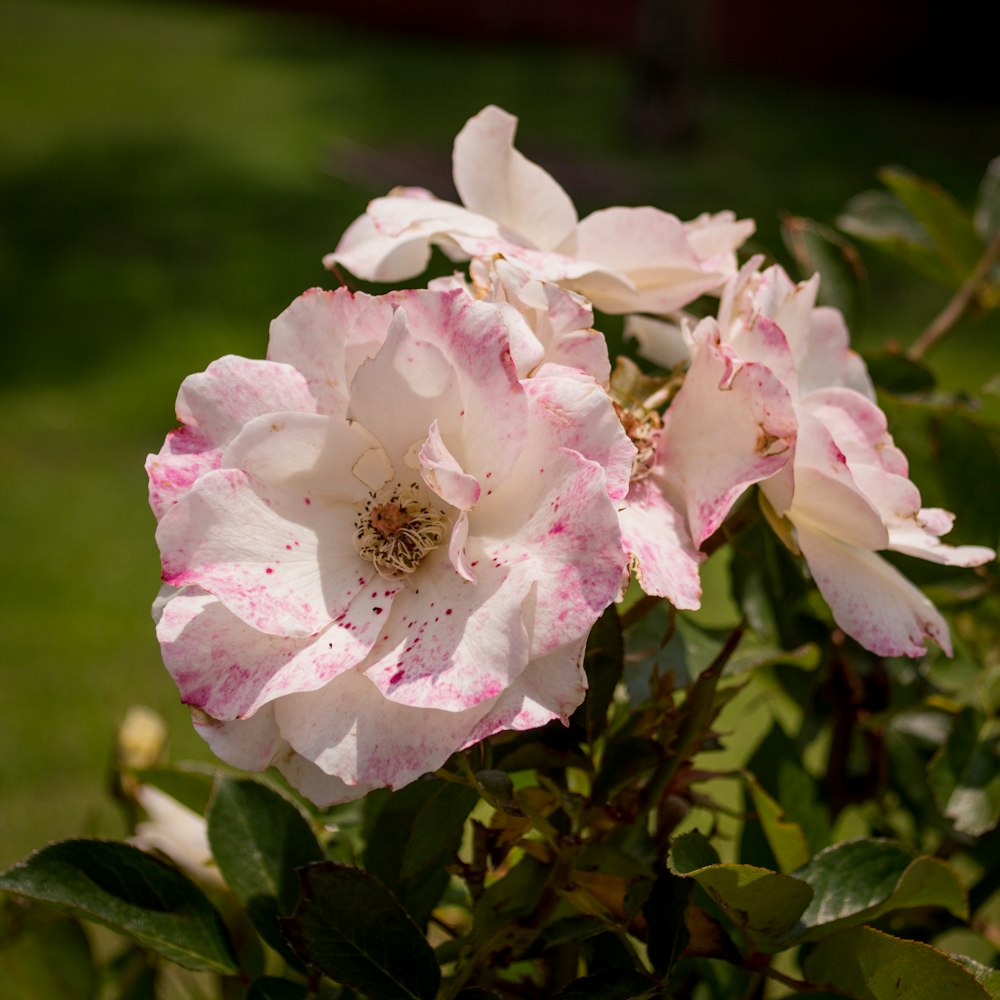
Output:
[
  {"xmin": 149, "ymin": 287, "xmax": 629, "ymax": 804},
  {"xmin": 325, "ymin": 106, "xmax": 754, "ymax": 316}
]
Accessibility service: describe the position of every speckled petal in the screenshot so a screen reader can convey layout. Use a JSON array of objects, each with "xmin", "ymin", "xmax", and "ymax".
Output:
[
  {"xmin": 619, "ymin": 476, "xmax": 703, "ymax": 609},
  {"xmin": 796, "ymin": 522, "xmax": 952, "ymax": 657},
  {"xmin": 267, "ymin": 287, "xmax": 393, "ymax": 415},
  {"xmin": 157, "ymin": 589, "xmax": 384, "ymax": 720},
  {"xmin": 660, "ymin": 326, "xmax": 796, "ymax": 546},
  {"xmin": 157, "ymin": 450, "xmax": 380, "ymax": 637},
  {"xmin": 361, "ymin": 546, "xmax": 532, "ymax": 712},
  {"xmin": 463, "ymin": 637, "xmax": 589, "ymax": 746},
  {"xmin": 146, "ymin": 356, "xmax": 316, "ymax": 519},
  {"xmin": 275, "ymin": 668, "xmax": 493, "ymax": 789},
  {"xmin": 420, "ymin": 420, "xmax": 481, "ymax": 511}
]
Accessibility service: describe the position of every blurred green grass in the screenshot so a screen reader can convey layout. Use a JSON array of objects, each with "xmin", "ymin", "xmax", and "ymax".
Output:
[{"xmin": 1, "ymin": 0, "xmax": 998, "ymax": 866}]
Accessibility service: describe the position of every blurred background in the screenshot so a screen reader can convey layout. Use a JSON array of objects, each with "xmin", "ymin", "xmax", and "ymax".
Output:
[{"xmin": 2, "ymin": 0, "xmax": 998, "ymax": 867}]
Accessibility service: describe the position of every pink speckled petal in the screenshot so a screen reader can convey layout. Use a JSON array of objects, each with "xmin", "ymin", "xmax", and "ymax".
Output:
[
  {"xmin": 463, "ymin": 637, "xmax": 589, "ymax": 746},
  {"xmin": 684, "ymin": 211, "xmax": 755, "ymax": 274},
  {"xmin": 157, "ymin": 460, "xmax": 379, "ymax": 638},
  {"xmin": 619, "ymin": 476, "xmax": 703, "ymax": 609},
  {"xmin": 452, "ymin": 105, "xmax": 578, "ymax": 252},
  {"xmin": 803, "ymin": 388, "xmax": 908, "ymax": 476},
  {"xmin": 267, "ymin": 287, "xmax": 393, "ymax": 415},
  {"xmin": 157, "ymin": 589, "xmax": 385, "ymax": 720},
  {"xmin": 477, "ymin": 448, "xmax": 625, "ymax": 658},
  {"xmin": 796, "ymin": 522, "xmax": 952, "ymax": 658},
  {"xmin": 420, "ymin": 420, "xmax": 481, "ymax": 510},
  {"xmin": 660, "ymin": 327, "xmax": 796, "ymax": 546},
  {"xmin": 772, "ymin": 409, "xmax": 889, "ymax": 551},
  {"xmin": 798, "ymin": 307, "xmax": 875, "ymax": 400},
  {"xmin": 362, "ymin": 546, "xmax": 531, "ymax": 711},
  {"xmin": 520, "ymin": 371, "xmax": 634, "ymax": 503},
  {"xmin": 146, "ymin": 356, "xmax": 316, "ymax": 519},
  {"xmin": 378, "ymin": 290, "xmax": 529, "ymax": 484},
  {"xmin": 275, "ymin": 669, "xmax": 493, "ymax": 789}
]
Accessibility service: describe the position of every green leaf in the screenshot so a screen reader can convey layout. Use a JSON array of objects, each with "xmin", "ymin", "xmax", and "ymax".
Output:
[
  {"xmin": 953, "ymin": 956, "xmax": 1000, "ymax": 998},
  {"xmin": 975, "ymin": 156, "xmax": 1000, "ymax": 243},
  {"xmin": 642, "ymin": 870, "xmax": 691, "ymax": 977},
  {"xmin": 206, "ymin": 777, "xmax": 324, "ymax": 962},
  {"xmin": 864, "ymin": 352, "xmax": 937, "ymax": 394},
  {"xmin": 549, "ymin": 967, "xmax": 656, "ymax": 999},
  {"xmin": 802, "ymin": 925, "xmax": 990, "ymax": 999},
  {"xmin": 838, "ymin": 190, "xmax": 955, "ymax": 286},
  {"xmin": 472, "ymin": 855, "xmax": 549, "ymax": 939},
  {"xmin": 0, "ymin": 907, "xmax": 95, "ymax": 1000},
  {"xmin": 0, "ymin": 840, "xmax": 238, "ymax": 974},
  {"xmin": 281, "ymin": 862, "xmax": 440, "ymax": 1000},
  {"xmin": 669, "ymin": 831, "xmax": 720, "ymax": 875},
  {"xmin": 745, "ymin": 776, "xmax": 810, "ymax": 874},
  {"xmin": 680, "ymin": 864, "xmax": 812, "ymax": 947},
  {"xmin": 246, "ymin": 977, "xmax": 311, "ymax": 1000},
  {"xmin": 879, "ymin": 166, "xmax": 985, "ymax": 285},
  {"xmin": 929, "ymin": 708, "xmax": 1000, "ymax": 837},
  {"xmin": 787, "ymin": 839, "xmax": 967, "ymax": 943},
  {"xmin": 780, "ymin": 214, "xmax": 865, "ymax": 330},
  {"xmin": 363, "ymin": 776, "xmax": 477, "ymax": 927},
  {"xmin": 571, "ymin": 605, "xmax": 624, "ymax": 741}
]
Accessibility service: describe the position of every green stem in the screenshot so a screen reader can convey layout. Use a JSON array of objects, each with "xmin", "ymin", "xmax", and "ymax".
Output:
[{"xmin": 907, "ymin": 230, "xmax": 1000, "ymax": 361}]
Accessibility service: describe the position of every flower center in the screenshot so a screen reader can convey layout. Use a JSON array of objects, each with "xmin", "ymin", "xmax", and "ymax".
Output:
[
  {"xmin": 614, "ymin": 402, "xmax": 663, "ymax": 481},
  {"xmin": 353, "ymin": 483, "xmax": 449, "ymax": 577}
]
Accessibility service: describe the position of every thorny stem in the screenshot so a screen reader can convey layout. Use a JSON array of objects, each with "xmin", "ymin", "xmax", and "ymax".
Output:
[{"xmin": 907, "ymin": 231, "xmax": 1000, "ymax": 361}]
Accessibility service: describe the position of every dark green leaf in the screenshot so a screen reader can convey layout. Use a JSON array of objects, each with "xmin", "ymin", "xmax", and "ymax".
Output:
[
  {"xmin": 802, "ymin": 925, "xmax": 989, "ymax": 999},
  {"xmin": 0, "ymin": 840, "xmax": 238, "ymax": 974},
  {"xmin": 780, "ymin": 214, "xmax": 865, "ymax": 330},
  {"xmin": 363, "ymin": 776, "xmax": 477, "ymax": 927},
  {"xmin": 787, "ymin": 839, "xmax": 967, "ymax": 942},
  {"xmin": 455, "ymin": 991, "xmax": 503, "ymax": 1000},
  {"xmin": 281, "ymin": 863, "xmax": 440, "ymax": 1000},
  {"xmin": 571, "ymin": 605, "xmax": 624, "ymax": 741},
  {"xmin": 247, "ymin": 977, "xmax": 310, "ymax": 1000},
  {"xmin": 472, "ymin": 855, "xmax": 549, "ymax": 939},
  {"xmin": 879, "ymin": 166, "xmax": 985, "ymax": 285},
  {"xmin": 669, "ymin": 831, "xmax": 720, "ymax": 875},
  {"xmin": 838, "ymin": 190, "xmax": 954, "ymax": 286},
  {"xmin": 642, "ymin": 870, "xmax": 691, "ymax": 977},
  {"xmin": 0, "ymin": 906, "xmax": 95, "ymax": 1000},
  {"xmin": 207, "ymin": 777, "xmax": 324, "ymax": 964},
  {"xmin": 975, "ymin": 156, "xmax": 1000, "ymax": 243},
  {"xmin": 864, "ymin": 352, "xmax": 937, "ymax": 394},
  {"xmin": 549, "ymin": 967, "xmax": 656, "ymax": 999},
  {"xmin": 929, "ymin": 708, "xmax": 1000, "ymax": 837}
]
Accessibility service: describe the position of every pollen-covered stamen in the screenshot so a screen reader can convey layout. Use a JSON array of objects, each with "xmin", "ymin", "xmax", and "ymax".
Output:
[
  {"xmin": 614, "ymin": 401, "xmax": 663, "ymax": 482},
  {"xmin": 354, "ymin": 482, "xmax": 449, "ymax": 577}
]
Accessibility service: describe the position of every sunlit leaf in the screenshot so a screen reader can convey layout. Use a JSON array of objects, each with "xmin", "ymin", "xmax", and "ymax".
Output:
[{"xmin": 803, "ymin": 925, "xmax": 989, "ymax": 999}]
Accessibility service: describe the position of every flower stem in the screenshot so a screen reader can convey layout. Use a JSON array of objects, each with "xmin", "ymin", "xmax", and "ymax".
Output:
[{"xmin": 907, "ymin": 231, "xmax": 1000, "ymax": 361}]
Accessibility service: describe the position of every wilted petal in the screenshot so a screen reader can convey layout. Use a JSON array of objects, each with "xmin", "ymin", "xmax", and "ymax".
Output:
[{"xmin": 619, "ymin": 476, "xmax": 703, "ymax": 609}]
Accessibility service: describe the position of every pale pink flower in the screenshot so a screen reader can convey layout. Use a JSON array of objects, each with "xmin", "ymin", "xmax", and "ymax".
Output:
[
  {"xmin": 149, "ymin": 287, "xmax": 628, "ymax": 805},
  {"xmin": 634, "ymin": 259, "xmax": 994, "ymax": 656},
  {"xmin": 326, "ymin": 105, "xmax": 754, "ymax": 316}
]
